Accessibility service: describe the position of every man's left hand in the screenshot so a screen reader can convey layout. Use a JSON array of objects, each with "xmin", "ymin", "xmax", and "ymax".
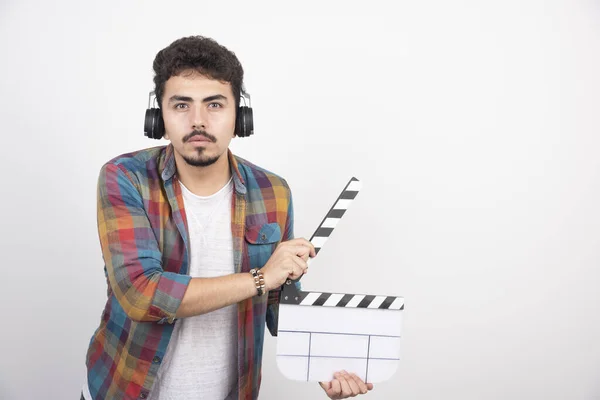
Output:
[{"xmin": 319, "ymin": 370, "xmax": 374, "ymax": 399}]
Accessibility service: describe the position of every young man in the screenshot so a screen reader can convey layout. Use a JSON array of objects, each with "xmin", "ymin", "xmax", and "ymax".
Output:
[{"xmin": 82, "ymin": 36, "xmax": 373, "ymax": 400}]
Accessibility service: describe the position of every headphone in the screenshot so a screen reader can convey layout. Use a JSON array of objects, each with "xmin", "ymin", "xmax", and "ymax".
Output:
[{"xmin": 143, "ymin": 90, "xmax": 254, "ymax": 140}]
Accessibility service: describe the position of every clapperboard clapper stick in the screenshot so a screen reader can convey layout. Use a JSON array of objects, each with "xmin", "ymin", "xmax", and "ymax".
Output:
[{"xmin": 277, "ymin": 177, "xmax": 405, "ymax": 383}]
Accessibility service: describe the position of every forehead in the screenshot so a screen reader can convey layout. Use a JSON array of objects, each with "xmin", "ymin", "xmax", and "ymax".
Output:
[{"xmin": 163, "ymin": 71, "xmax": 233, "ymax": 98}]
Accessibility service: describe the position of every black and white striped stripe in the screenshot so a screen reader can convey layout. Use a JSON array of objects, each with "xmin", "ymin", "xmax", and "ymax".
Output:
[
  {"xmin": 281, "ymin": 289, "xmax": 404, "ymax": 310},
  {"xmin": 309, "ymin": 177, "xmax": 362, "ymax": 256}
]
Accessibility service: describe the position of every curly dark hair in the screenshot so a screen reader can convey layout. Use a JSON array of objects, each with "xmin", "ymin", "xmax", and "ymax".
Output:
[{"xmin": 152, "ymin": 36, "xmax": 244, "ymax": 109}]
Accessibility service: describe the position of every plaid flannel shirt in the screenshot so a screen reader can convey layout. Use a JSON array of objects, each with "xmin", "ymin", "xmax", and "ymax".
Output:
[{"xmin": 84, "ymin": 144, "xmax": 296, "ymax": 400}]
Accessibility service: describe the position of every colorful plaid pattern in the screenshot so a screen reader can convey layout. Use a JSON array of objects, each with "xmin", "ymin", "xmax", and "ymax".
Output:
[{"xmin": 85, "ymin": 144, "xmax": 296, "ymax": 400}]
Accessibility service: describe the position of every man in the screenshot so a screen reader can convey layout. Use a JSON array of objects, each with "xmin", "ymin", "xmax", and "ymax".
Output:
[{"xmin": 82, "ymin": 35, "xmax": 373, "ymax": 400}]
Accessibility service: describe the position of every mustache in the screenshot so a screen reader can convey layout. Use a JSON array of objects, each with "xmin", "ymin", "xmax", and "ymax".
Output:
[{"xmin": 183, "ymin": 130, "xmax": 217, "ymax": 143}]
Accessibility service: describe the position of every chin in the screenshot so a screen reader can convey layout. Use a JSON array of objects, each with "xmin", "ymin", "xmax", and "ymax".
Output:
[{"xmin": 182, "ymin": 149, "xmax": 222, "ymax": 167}]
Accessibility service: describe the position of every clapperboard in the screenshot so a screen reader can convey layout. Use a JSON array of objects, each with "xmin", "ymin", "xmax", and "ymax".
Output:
[{"xmin": 277, "ymin": 178, "xmax": 405, "ymax": 383}]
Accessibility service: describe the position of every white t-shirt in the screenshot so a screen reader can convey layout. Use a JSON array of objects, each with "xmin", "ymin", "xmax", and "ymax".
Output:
[{"xmin": 83, "ymin": 176, "xmax": 238, "ymax": 400}]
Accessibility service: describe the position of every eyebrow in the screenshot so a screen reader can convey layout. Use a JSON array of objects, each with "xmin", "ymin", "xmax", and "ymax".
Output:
[{"xmin": 168, "ymin": 94, "xmax": 228, "ymax": 104}]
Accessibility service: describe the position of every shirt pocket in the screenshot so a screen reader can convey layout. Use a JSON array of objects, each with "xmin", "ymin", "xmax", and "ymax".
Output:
[{"xmin": 245, "ymin": 222, "xmax": 281, "ymax": 269}]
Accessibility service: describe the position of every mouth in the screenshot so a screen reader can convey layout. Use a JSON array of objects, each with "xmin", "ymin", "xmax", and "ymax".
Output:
[
  {"xmin": 188, "ymin": 137, "xmax": 211, "ymax": 143},
  {"xmin": 186, "ymin": 133, "xmax": 216, "ymax": 146}
]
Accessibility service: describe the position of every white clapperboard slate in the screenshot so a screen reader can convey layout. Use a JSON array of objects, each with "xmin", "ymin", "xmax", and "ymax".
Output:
[{"xmin": 276, "ymin": 178, "xmax": 405, "ymax": 383}]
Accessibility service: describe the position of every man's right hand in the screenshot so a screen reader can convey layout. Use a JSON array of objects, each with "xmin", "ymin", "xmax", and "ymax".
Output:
[{"xmin": 261, "ymin": 238, "xmax": 316, "ymax": 291}]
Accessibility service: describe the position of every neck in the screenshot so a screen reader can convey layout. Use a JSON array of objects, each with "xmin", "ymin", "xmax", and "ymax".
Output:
[{"xmin": 174, "ymin": 150, "xmax": 233, "ymax": 197}]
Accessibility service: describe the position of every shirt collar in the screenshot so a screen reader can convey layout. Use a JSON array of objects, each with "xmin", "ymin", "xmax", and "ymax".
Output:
[{"xmin": 160, "ymin": 143, "xmax": 247, "ymax": 195}]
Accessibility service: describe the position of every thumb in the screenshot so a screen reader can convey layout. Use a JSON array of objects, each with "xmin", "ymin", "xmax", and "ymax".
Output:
[{"xmin": 320, "ymin": 381, "xmax": 338, "ymax": 398}]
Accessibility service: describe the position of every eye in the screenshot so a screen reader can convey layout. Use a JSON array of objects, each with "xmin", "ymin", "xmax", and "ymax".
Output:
[
  {"xmin": 208, "ymin": 102, "xmax": 223, "ymax": 109},
  {"xmin": 174, "ymin": 103, "xmax": 188, "ymax": 110}
]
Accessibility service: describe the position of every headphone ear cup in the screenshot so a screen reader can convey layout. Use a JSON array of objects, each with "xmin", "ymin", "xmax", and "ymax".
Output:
[
  {"xmin": 154, "ymin": 111, "xmax": 165, "ymax": 139},
  {"xmin": 235, "ymin": 106, "xmax": 254, "ymax": 137},
  {"xmin": 144, "ymin": 108, "xmax": 164, "ymax": 140}
]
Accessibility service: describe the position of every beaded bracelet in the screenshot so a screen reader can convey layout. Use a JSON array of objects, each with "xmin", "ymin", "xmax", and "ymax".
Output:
[{"xmin": 249, "ymin": 268, "xmax": 266, "ymax": 296}]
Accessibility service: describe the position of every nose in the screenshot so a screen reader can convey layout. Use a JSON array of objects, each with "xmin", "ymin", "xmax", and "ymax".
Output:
[{"xmin": 191, "ymin": 106, "xmax": 206, "ymax": 131}]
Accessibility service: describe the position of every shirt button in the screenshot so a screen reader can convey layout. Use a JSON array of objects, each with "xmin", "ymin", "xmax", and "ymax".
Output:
[
  {"xmin": 152, "ymin": 356, "xmax": 161, "ymax": 364},
  {"xmin": 140, "ymin": 394, "xmax": 148, "ymax": 399},
  {"xmin": 261, "ymin": 234, "xmax": 267, "ymax": 241}
]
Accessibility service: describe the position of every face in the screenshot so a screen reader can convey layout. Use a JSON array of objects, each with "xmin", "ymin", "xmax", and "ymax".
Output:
[{"xmin": 161, "ymin": 71, "xmax": 236, "ymax": 167}]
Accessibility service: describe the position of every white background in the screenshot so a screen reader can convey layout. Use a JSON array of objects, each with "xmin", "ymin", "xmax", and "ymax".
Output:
[{"xmin": 1, "ymin": 0, "xmax": 599, "ymax": 399}]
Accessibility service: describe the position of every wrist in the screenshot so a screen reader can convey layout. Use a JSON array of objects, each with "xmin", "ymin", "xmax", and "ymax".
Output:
[{"xmin": 249, "ymin": 268, "xmax": 267, "ymax": 296}]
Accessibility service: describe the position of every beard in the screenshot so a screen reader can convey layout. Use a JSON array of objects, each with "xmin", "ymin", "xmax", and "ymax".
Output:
[
  {"xmin": 180, "ymin": 129, "xmax": 221, "ymax": 167},
  {"xmin": 182, "ymin": 148, "xmax": 221, "ymax": 167}
]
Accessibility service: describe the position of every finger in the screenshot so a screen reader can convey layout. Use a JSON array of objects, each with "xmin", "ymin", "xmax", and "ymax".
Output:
[
  {"xmin": 287, "ymin": 238, "xmax": 317, "ymax": 258},
  {"xmin": 329, "ymin": 378, "xmax": 342, "ymax": 398},
  {"xmin": 320, "ymin": 380, "xmax": 338, "ymax": 399},
  {"xmin": 287, "ymin": 245, "xmax": 312, "ymax": 259},
  {"xmin": 366, "ymin": 383, "xmax": 374, "ymax": 390},
  {"xmin": 288, "ymin": 261, "xmax": 304, "ymax": 280},
  {"xmin": 348, "ymin": 373, "xmax": 368, "ymax": 395},
  {"xmin": 300, "ymin": 237, "xmax": 317, "ymax": 257},
  {"xmin": 297, "ymin": 242, "xmax": 316, "ymax": 260},
  {"xmin": 299, "ymin": 251, "xmax": 310, "ymax": 262},
  {"xmin": 291, "ymin": 255, "xmax": 308, "ymax": 274},
  {"xmin": 291, "ymin": 248, "xmax": 313, "ymax": 266},
  {"xmin": 334, "ymin": 372, "xmax": 353, "ymax": 398},
  {"xmin": 341, "ymin": 371, "xmax": 360, "ymax": 396}
]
